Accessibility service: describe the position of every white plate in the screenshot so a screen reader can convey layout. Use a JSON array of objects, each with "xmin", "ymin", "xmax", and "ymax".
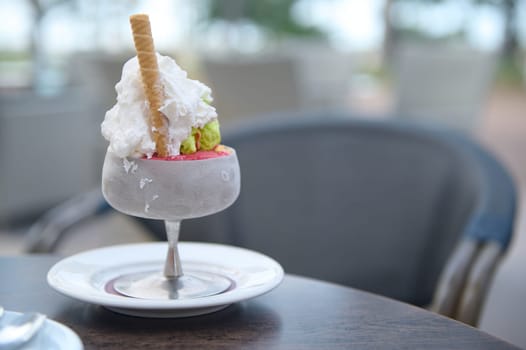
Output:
[
  {"xmin": 1, "ymin": 311, "xmax": 83, "ymax": 350},
  {"xmin": 47, "ymin": 242, "xmax": 284, "ymax": 318}
]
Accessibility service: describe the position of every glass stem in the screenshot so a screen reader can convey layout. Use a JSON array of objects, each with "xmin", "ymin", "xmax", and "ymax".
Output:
[{"xmin": 164, "ymin": 220, "xmax": 183, "ymax": 279}]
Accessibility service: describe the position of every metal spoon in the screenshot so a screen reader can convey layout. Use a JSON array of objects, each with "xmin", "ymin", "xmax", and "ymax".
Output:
[
  {"xmin": 0, "ymin": 306, "xmax": 4, "ymax": 319},
  {"xmin": 0, "ymin": 312, "xmax": 47, "ymax": 349}
]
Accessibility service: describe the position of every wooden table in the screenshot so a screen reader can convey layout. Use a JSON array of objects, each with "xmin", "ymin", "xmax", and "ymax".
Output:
[{"xmin": 0, "ymin": 256, "xmax": 518, "ymax": 349}]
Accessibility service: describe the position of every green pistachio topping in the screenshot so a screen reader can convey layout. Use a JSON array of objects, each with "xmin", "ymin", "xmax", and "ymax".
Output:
[
  {"xmin": 180, "ymin": 134, "xmax": 196, "ymax": 154},
  {"xmin": 180, "ymin": 127, "xmax": 200, "ymax": 155},
  {"xmin": 179, "ymin": 120, "xmax": 221, "ymax": 154},
  {"xmin": 200, "ymin": 119, "xmax": 221, "ymax": 150}
]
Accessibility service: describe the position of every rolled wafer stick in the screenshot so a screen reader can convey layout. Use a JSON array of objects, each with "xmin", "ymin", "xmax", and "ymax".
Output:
[{"xmin": 129, "ymin": 14, "xmax": 168, "ymax": 157}]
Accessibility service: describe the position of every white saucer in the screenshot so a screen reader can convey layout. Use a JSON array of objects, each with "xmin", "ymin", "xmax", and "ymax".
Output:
[
  {"xmin": 1, "ymin": 311, "xmax": 83, "ymax": 350},
  {"xmin": 47, "ymin": 242, "xmax": 284, "ymax": 318}
]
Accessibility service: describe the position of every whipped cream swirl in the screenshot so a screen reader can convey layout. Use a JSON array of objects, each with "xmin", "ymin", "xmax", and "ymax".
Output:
[{"xmin": 101, "ymin": 53, "xmax": 217, "ymax": 158}]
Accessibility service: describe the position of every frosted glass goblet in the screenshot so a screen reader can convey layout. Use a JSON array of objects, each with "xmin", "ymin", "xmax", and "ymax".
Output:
[{"xmin": 101, "ymin": 149, "xmax": 240, "ymax": 300}]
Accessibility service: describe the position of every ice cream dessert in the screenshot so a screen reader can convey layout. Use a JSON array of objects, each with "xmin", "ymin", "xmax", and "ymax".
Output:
[
  {"xmin": 101, "ymin": 14, "xmax": 240, "ymax": 221},
  {"xmin": 98, "ymin": 14, "xmax": 240, "ymax": 300},
  {"xmin": 96, "ymin": 14, "xmax": 241, "ymax": 301}
]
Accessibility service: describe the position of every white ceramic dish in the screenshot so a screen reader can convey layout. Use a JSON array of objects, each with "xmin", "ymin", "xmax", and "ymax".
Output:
[
  {"xmin": 0, "ymin": 311, "xmax": 83, "ymax": 350},
  {"xmin": 47, "ymin": 242, "xmax": 284, "ymax": 318}
]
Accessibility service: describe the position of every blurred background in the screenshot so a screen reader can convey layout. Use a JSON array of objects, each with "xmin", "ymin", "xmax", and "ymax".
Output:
[{"xmin": 1, "ymin": 0, "xmax": 525, "ymax": 346}]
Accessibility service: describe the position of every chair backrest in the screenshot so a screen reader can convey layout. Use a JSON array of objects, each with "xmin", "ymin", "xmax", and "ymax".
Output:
[
  {"xmin": 202, "ymin": 55, "xmax": 301, "ymax": 125},
  {"xmin": 281, "ymin": 41, "xmax": 354, "ymax": 108},
  {"xmin": 392, "ymin": 43, "xmax": 497, "ymax": 130},
  {"xmin": 183, "ymin": 112, "xmax": 515, "ymax": 307}
]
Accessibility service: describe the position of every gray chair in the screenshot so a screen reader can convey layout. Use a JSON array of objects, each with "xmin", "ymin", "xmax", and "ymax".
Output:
[
  {"xmin": 182, "ymin": 111, "xmax": 516, "ymax": 326},
  {"xmin": 0, "ymin": 89, "xmax": 103, "ymax": 226}
]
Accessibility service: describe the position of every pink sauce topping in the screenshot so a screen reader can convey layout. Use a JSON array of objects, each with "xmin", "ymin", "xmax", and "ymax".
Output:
[{"xmin": 146, "ymin": 145, "xmax": 231, "ymax": 161}]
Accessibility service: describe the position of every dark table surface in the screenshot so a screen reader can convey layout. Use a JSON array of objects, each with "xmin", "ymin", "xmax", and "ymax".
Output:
[{"xmin": 0, "ymin": 255, "xmax": 518, "ymax": 349}]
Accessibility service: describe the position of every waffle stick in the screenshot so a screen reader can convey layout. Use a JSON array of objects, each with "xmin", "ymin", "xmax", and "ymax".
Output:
[{"xmin": 129, "ymin": 14, "xmax": 168, "ymax": 157}]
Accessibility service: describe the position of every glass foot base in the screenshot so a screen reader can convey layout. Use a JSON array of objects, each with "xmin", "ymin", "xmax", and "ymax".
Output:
[{"xmin": 113, "ymin": 270, "xmax": 233, "ymax": 300}]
